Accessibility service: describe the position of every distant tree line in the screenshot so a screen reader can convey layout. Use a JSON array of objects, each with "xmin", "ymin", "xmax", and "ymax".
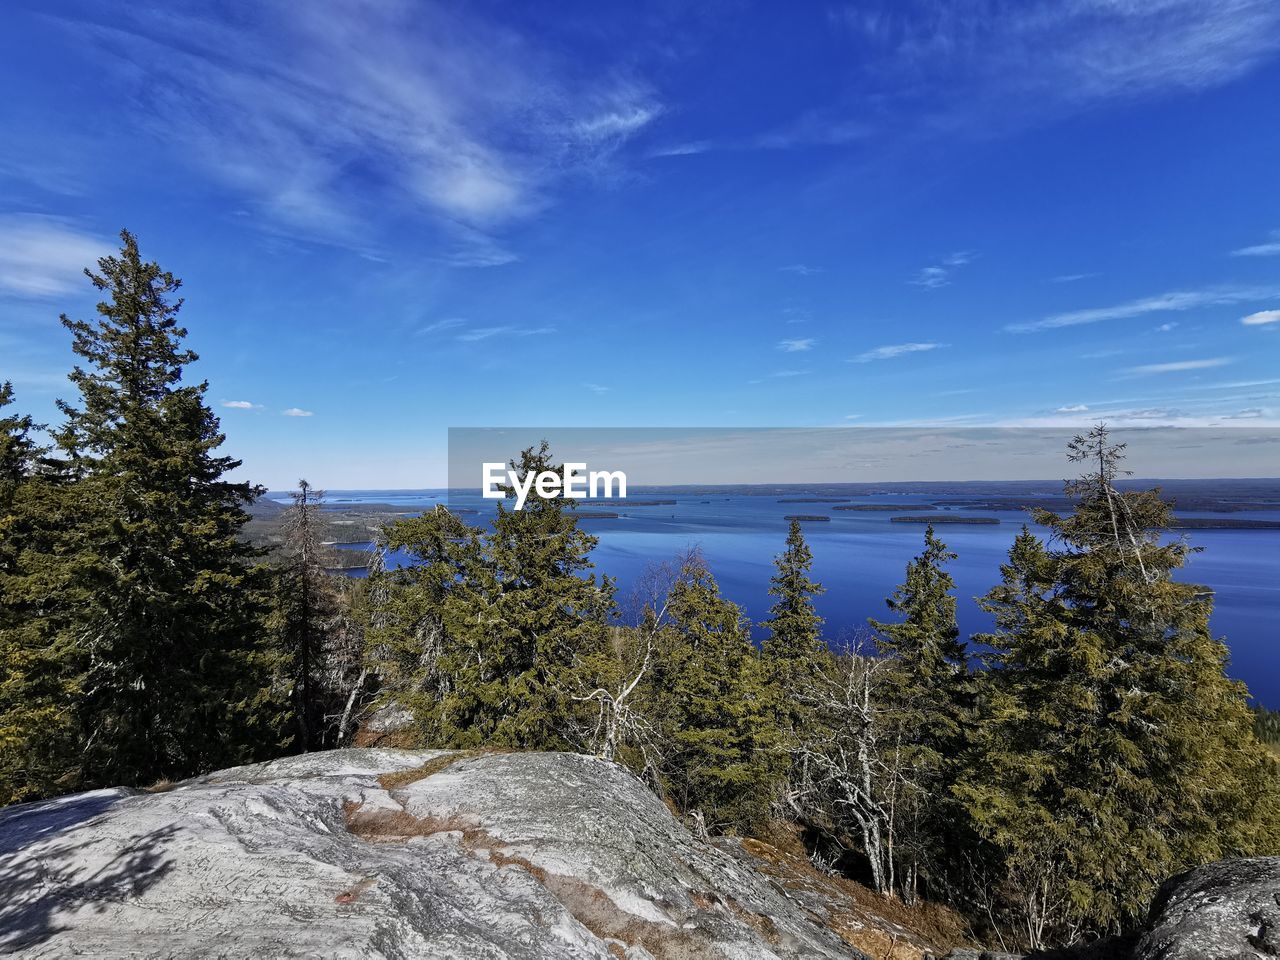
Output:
[{"xmin": 2, "ymin": 232, "xmax": 1277, "ymax": 951}]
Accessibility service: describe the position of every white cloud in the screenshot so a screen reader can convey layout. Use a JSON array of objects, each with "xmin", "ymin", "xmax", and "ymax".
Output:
[
  {"xmin": 221, "ymin": 400, "xmax": 260, "ymax": 410},
  {"xmin": 748, "ymin": 369, "xmax": 809, "ymax": 384},
  {"xmin": 911, "ymin": 252, "xmax": 975, "ymax": 289},
  {"xmin": 1009, "ymin": 286, "xmax": 1280, "ymax": 332},
  {"xmin": 282, "ymin": 407, "xmax": 314, "ymax": 417},
  {"xmin": 911, "ymin": 266, "xmax": 950, "ymax": 289},
  {"xmin": 832, "ymin": 1, "xmax": 1280, "ymax": 114},
  {"xmin": 778, "ymin": 338, "xmax": 815, "ymax": 352},
  {"xmin": 583, "ymin": 382, "xmax": 609, "ymax": 395},
  {"xmin": 1155, "ymin": 322, "xmax": 1178, "ymax": 332},
  {"xmin": 779, "ymin": 264, "xmax": 823, "ymax": 276},
  {"xmin": 0, "ymin": 214, "xmax": 111, "ymax": 299},
  {"xmin": 1052, "ymin": 272, "xmax": 1099, "ymax": 283},
  {"xmin": 647, "ymin": 141, "xmax": 713, "ymax": 158},
  {"xmin": 455, "ymin": 325, "xmax": 555, "ymax": 343},
  {"xmin": 1055, "ymin": 403, "xmax": 1089, "ymax": 413},
  {"xmin": 1231, "ymin": 231, "xmax": 1280, "ymax": 256},
  {"xmin": 852, "ymin": 342, "xmax": 945, "ymax": 362},
  {"xmin": 1121, "ymin": 357, "xmax": 1233, "ymax": 376},
  {"xmin": 417, "ymin": 318, "xmax": 467, "ymax": 336},
  {"xmin": 1243, "ymin": 309, "xmax": 1280, "ymax": 326},
  {"xmin": 66, "ymin": 4, "xmax": 660, "ymax": 255}
]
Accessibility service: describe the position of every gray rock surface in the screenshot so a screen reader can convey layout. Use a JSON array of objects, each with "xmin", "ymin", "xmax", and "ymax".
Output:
[
  {"xmin": 0, "ymin": 749, "xmax": 873, "ymax": 959},
  {"xmin": 1134, "ymin": 856, "xmax": 1280, "ymax": 960}
]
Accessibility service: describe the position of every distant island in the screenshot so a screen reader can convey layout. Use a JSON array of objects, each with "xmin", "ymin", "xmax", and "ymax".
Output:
[
  {"xmin": 783, "ymin": 514, "xmax": 831, "ymax": 522},
  {"xmin": 834, "ymin": 503, "xmax": 937, "ymax": 512},
  {"xmin": 891, "ymin": 515, "xmax": 1000, "ymax": 524}
]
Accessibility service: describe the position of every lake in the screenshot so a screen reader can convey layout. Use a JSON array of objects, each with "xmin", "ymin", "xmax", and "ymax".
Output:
[{"xmin": 306, "ymin": 483, "xmax": 1280, "ymax": 707}]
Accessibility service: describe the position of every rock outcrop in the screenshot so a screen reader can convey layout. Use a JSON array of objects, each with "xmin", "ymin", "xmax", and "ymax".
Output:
[
  {"xmin": 1134, "ymin": 857, "xmax": 1280, "ymax": 960},
  {"xmin": 0, "ymin": 748, "xmax": 897, "ymax": 959}
]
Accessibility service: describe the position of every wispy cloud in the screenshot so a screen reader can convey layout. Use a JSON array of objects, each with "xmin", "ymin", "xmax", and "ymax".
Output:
[
  {"xmin": 282, "ymin": 407, "xmax": 314, "ymax": 417},
  {"xmin": 1231, "ymin": 230, "xmax": 1280, "ymax": 256},
  {"xmin": 416, "ymin": 318, "xmax": 467, "ymax": 336},
  {"xmin": 748, "ymin": 369, "xmax": 809, "ymax": 384},
  {"xmin": 1121, "ymin": 357, "xmax": 1233, "ymax": 376},
  {"xmin": 852, "ymin": 342, "xmax": 945, "ymax": 362},
  {"xmin": 583, "ymin": 382, "xmax": 610, "ymax": 395},
  {"xmin": 779, "ymin": 264, "xmax": 823, "ymax": 276},
  {"xmin": 221, "ymin": 400, "xmax": 261, "ymax": 410},
  {"xmin": 1009, "ymin": 286, "xmax": 1280, "ymax": 332},
  {"xmin": 777, "ymin": 338, "xmax": 815, "ymax": 352},
  {"xmin": 0, "ymin": 214, "xmax": 110, "ymax": 298},
  {"xmin": 62, "ymin": 4, "xmax": 660, "ymax": 258},
  {"xmin": 911, "ymin": 251, "xmax": 975, "ymax": 289},
  {"xmin": 831, "ymin": 1, "xmax": 1280, "ymax": 120},
  {"xmin": 652, "ymin": 113, "xmax": 869, "ymax": 158},
  {"xmin": 1243, "ymin": 309, "xmax": 1280, "ymax": 326},
  {"xmin": 647, "ymin": 140, "xmax": 713, "ymax": 158},
  {"xmin": 1052, "ymin": 272, "xmax": 1099, "ymax": 283},
  {"xmin": 1055, "ymin": 403, "xmax": 1089, "ymax": 413},
  {"xmin": 455, "ymin": 325, "xmax": 555, "ymax": 343}
]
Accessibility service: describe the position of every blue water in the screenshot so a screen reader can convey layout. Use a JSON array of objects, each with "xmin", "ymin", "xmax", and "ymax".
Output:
[{"xmin": 294, "ymin": 486, "xmax": 1280, "ymax": 707}]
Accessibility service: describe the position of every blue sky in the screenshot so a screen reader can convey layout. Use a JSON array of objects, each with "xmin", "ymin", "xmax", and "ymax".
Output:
[{"xmin": 2, "ymin": 0, "xmax": 1279, "ymax": 488}]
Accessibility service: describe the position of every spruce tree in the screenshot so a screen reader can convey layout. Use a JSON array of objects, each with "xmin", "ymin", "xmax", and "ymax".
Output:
[
  {"xmin": 274, "ymin": 479, "xmax": 334, "ymax": 749},
  {"xmin": 0, "ymin": 385, "xmax": 81, "ymax": 802},
  {"xmin": 869, "ymin": 524, "xmax": 968, "ymax": 901},
  {"xmin": 762, "ymin": 519, "xmax": 827, "ymax": 703},
  {"xmin": 381, "ymin": 443, "xmax": 616, "ymax": 750},
  {"xmin": 44, "ymin": 229, "xmax": 284, "ymax": 788},
  {"xmin": 652, "ymin": 553, "xmax": 782, "ymax": 832},
  {"xmin": 956, "ymin": 427, "xmax": 1280, "ymax": 943}
]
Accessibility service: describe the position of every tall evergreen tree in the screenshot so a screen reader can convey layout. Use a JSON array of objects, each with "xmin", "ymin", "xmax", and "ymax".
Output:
[
  {"xmin": 652, "ymin": 553, "xmax": 782, "ymax": 832},
  {"xmin": 274, "ymin": 478, "xmax": 333, "ymax": 749},
  {"xmin": 762, "ymin": 519, "xmax": 827, "ymax": 702},
  {"xmin": 869, "ymin": 525, "xmax": 968, "ymax": 901},
  {"xmin": 956, "ymin": 427, "xmax": 1280, "ymax": 944},
  {"xmin": 0, "ymin": 385, "xmax": 81, "ymax": 802},
  {"xmin": 40, "ymin": 229, "xmax": 284, "ymax": 788},
  {"xmin": 379, "ymin": 443, "xmax": 616, "ymax": 750}
]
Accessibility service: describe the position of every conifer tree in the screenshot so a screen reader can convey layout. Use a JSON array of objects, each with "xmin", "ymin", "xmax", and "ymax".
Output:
[
  {"xmin": 380, "ymin": 443, "xmax": 616, "ymax": 750},
  {"xmin": 274, "ymin": 479, "xmax": 334, "ymax": 749},
  {"xmin": 956, "ymin": 427, "xmax": 1280, "ymax": 944},
  {"xmin": 652, "ymin": 553, "xmax": 782, "ymax": 832},
  {"xmin": 869, "ymin": 525, "xmax": 968, "ymax": 901},
  {"xmin": 762, "ymin": 519, "xmax": 827, "ymax": 706},
  {"xmin": 0, "ymin": 385, "xmax": 81, "ymax": 802},
  {"xmin": 40, "ymin": 229, "xmax": 284, "ymax": 788}
]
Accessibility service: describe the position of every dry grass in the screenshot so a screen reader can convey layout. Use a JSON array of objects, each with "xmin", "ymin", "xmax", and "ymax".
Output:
[
  {"xmin": 375, "ymin": 748, "xmax": 513, "ymax": 791},
  {"xmin": 143, "ymin": 779, "xmax": 177, "ymax": 793},
  {"xmin": 738, "ymin": 827, "xmax": 970, "ymax": 960}
]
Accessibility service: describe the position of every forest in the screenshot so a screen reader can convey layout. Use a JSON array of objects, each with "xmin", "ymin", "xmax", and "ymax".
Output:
[{"xmin": 2, "ymin": 232, "xmax": 1277, "ymax": 951}]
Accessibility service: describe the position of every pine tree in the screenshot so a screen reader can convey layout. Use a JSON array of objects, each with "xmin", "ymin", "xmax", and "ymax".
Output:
[
  {"xmin": 956, "ymin": 427, "xmax": 1280, "ymax": 944},
  {"xmin": 0, "ymin": 385, "xmax": 82, "ymax": 802},
  {"xmin": 0, "ymin": 382, "xmax": 37, "ymax": 518},
  {"xmin": 274, "ymin": 478, "xmax": 335, "ymax": 749},
  {"xmin": 869, "ymin": 524, "xmax": 968, "ymax": 902},
  {"xmin": 379, "ymin": 443, "xmax": 616, "ymax": 750},
  {"xmin": 40, "ymin": 229, "xmax": 284, "ymax": 788},
  {"xmin": 652, "ymin": 552, "xmax": 782, "ymax": 832},
  {"xmin": 762, "ymin": 519, "xmax": 827, "ymax": 707}
]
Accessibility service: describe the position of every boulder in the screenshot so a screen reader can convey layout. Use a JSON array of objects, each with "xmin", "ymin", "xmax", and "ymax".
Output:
[
  {"xmin": 0, "ymin": 749, "xmax": 878, "ymax": 959},
  {"xmin": 1134, "ymin": 857, "xmax": 1280, "ymax": 960}
]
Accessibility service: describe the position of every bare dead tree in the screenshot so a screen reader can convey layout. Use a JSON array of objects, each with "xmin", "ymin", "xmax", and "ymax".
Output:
[
  {"xmin": 571, "ymin": 547, "xmax": 701, "ymax": 777},
  {"xmin": 789, "ymin": 635, "xmax": 921, "ymax": 898}
]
